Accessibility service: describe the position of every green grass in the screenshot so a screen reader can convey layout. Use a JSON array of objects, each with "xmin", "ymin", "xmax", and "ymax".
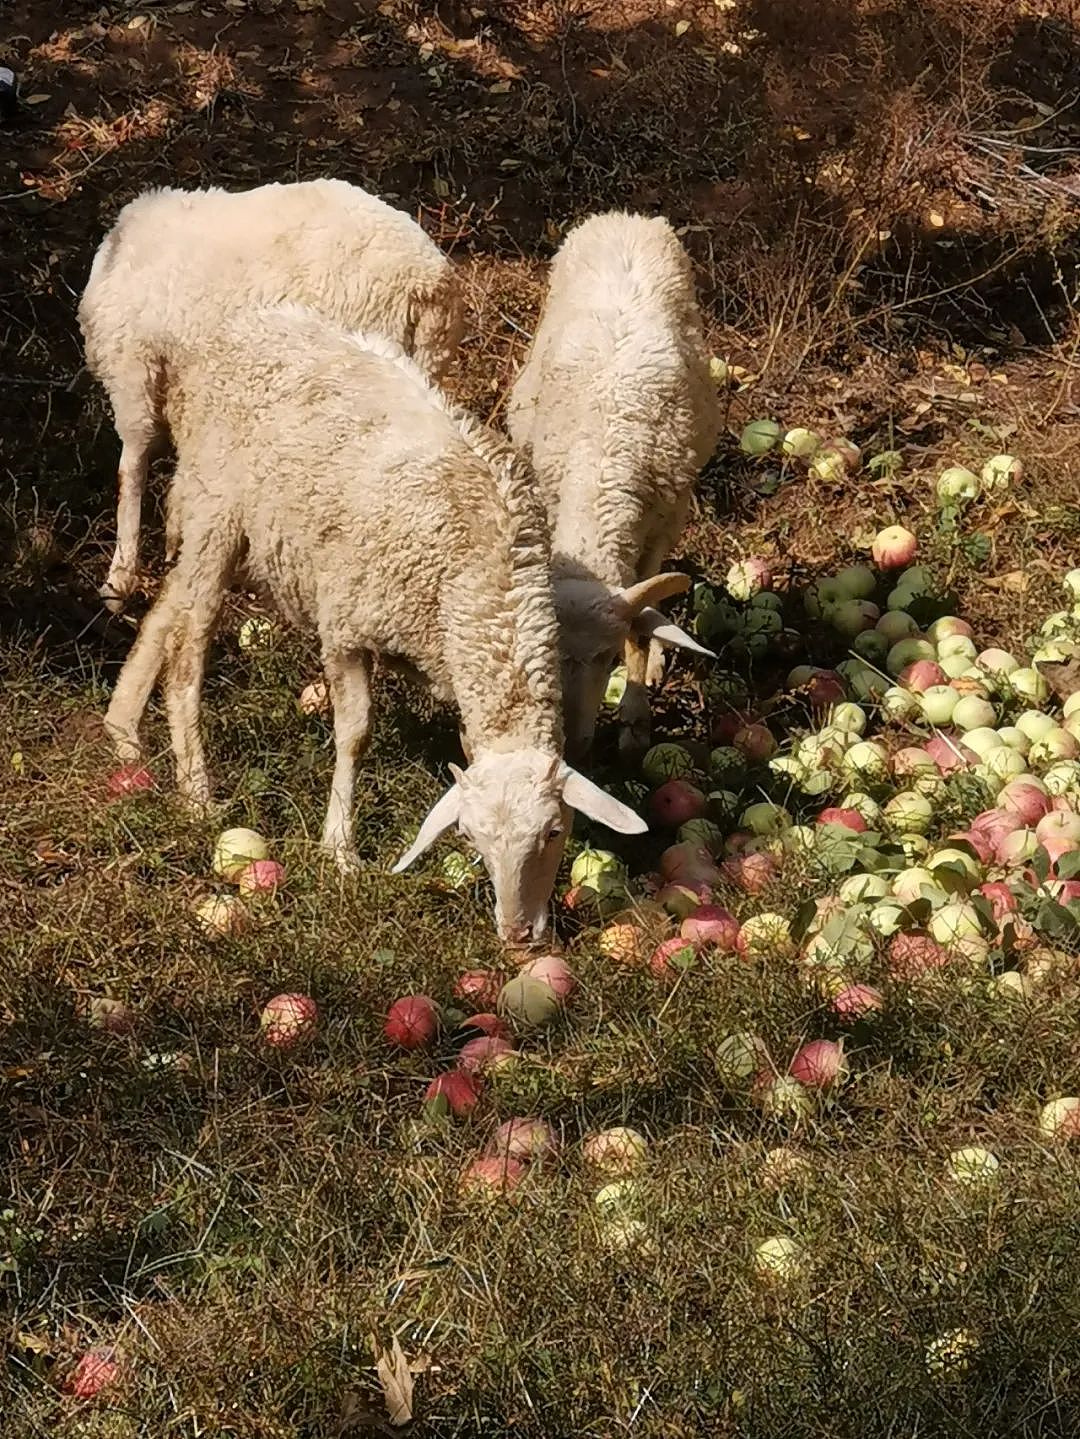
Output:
[{"xmin": 3, "ymin": 617, "xmax": 1080, "ymax": 1436}]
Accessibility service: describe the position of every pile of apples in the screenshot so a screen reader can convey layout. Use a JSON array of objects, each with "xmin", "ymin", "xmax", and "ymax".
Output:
[{"xmin": 192, "ymin": 827, "xmax": 287, "ymax": 938}]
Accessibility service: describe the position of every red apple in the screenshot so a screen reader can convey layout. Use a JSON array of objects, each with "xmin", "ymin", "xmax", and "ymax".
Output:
[
  {"xmin": 734, "ymin": 723, "xmax": 777, "ymax": 762},
  {"xmin": 459, "ymin": 1154, "xmax": 525, "ymax": 1196},
  {"xmin": 453, "ymin": 969, "xmax": 503, "ymax": 1010},
  {"xmin": 871, "ymin": 525, "xmax": 917, "ymax": 569},
  {"xmin": 259, "ymin": 992, "xmax": 318, "ymax": 1049},
  {"xmin": 384, "ymin": 994, "xmax": 439, "ymax": 1049},
  {"xmin": 105, "ymin": 764, "xmax": 154, "ymax": 799},
  {"xmin": 680, "ymin": 904, "xmax": 740, "ymax": 951},
  {"xmin": 649, "ymin": 935, "xmax": 699, "ymax": 980},
  {"xmin": 457, "ymin": 1012, "xmax": 509, "ymax": 1041},
  {"xmin": 487, "ymin": 1116, "xmax": 558, "ymax": 1163},
  {"xmin": 458, "ymin": 1035, "xmax": 515, "ymax": 1073},
  {"xmin": 887, "ymin": 932, "xmax": 949, "ymax": 980},
  {"xmin": 722, "ymin": 851, "xmax": 779, "ymax": 895},
  {"xmin": 521, "ymin": 954, "xmax": 577, "ymax": 1000},
  {"xmin": 1000, "ymin": 783, "xmax": 1052, "ymax": 825},
  {"xmin": 816, "ymin": 807, "xmax": 867, "ymax": 833},
  {"xmin": 806, "ymin": 670, "xmax": 846, "ymax": 711},
  {"xmin": 64, "ymin": 1349, "xmax": 119, "ymax": 1399},
  {"xmin": 648, "ymin": 779, "xmax": 707, "ymax": 828},
  {"xmin": 1036, "ymin": 811, "xmax": 1080, "ymax": 865},
  {"xmin": 925, "ymin": 734, "xmax": 976, "ymax": 773},
  {"xmin": 83, "ymin": 996, "xmax": 135, "ymax": 1035},
  {"xmin": 979, "ymin": 881, "xmax": 1018, "ymax": 924},
  {"xmin": 424, "ymin": 1069, "xmax": 481, "ymax": 1117},
  {"xmin": 900, "ymin": 660, "xmax": 946, "ymax": 693},
  {"xmin": 237, "ymin": 859, "xmax": 286, "ymax": 895},
  {"xmin": 788, "ymin": 1039, "xmax": 845, "ymax": 1088},
  {"xmin": 659, "ymin": 842, "xmax": 721, "ymax": 888},
  {"xmin": 831, "ymin": 983, "xmax": 884, "ymax": 1020}
]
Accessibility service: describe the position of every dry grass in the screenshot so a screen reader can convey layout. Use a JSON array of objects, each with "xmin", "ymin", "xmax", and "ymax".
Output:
[{"xmin": 2, "ymin": 0, "xmax": 1080, "ymax": 1433}]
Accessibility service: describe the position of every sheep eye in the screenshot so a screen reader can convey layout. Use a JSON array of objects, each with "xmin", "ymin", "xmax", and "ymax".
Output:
[{"xmin": 547, "ymin": 825, "xmax": 564, "ymax": 842}]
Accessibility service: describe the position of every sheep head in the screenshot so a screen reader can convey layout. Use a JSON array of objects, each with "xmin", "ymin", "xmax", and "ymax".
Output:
[
  {"xmin": 553, "ymin": 571, "xmax": 713, "ymax": 757},
  {"xmin": 392, "ymin": 749, "xmax": 646, "ymax": 945}
]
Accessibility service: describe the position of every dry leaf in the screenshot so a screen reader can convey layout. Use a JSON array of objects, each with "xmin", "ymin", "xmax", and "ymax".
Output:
[
  {"xmin": 983, "ymin": 570, "xmax": 1029, "ymax": 593},
  {"xmin": 24, "ymin": 93, "xmax": 51, "ymax": 105},
  {"xmin": 675, "ymin": 19, "xmax": 691, "ymax": 36},
  {"xmin": 375, "ymin": 1337, "xmax": 414, "ymax": 1426},
  {"xmin": 1036, "ymin": 658, "xmax": 1080, "ymax": 700},
  {"xmin": 928, "ymin": 210, "xmax": 945, "ymax": 227}
]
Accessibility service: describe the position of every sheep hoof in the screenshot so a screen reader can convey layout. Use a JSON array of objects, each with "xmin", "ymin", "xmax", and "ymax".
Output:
[
  {"xmin": 100, "ymin": 568, "xmax": 136, "ymax": 613},
  {"xmin": 323, "ymin": 841, "xmax": 361, "ymax": 876}
]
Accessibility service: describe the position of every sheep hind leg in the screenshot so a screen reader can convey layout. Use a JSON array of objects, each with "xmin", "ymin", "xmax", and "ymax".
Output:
[
  {"xmin": 320, "ymin": 652, "xmax": 374, "ymax": 874},
  {"xmin": 104, "ymin": 569, "xmax": 189, "ymax": 763},
  {"xmin": 617, "ymin": 634, "xmax": 652, "ymax": 760},
  {"xmin": 101, "ymin": 361, "xmax": 161, "ymax": 611}
]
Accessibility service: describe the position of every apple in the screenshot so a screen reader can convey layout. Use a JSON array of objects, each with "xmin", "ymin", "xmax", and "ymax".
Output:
[
  {"xmin": 63, "ymin": 1349, "xmax": 119, "ymax": 1399},
  {"xmin": 597, "ymin": 1216, "xmax": 657, "ymax": 1257},
  {"xmin": 753, "ymin": 1235, "xmax": 804, "ymax": 1281},
  {"xmin": 883, "ymin": 791, "xmax": 933, "ymax": 835},
  {"xmin": 838, "ymin": 874, "xmax": 889, "ymax": 904},
  {"xmin": 488, "ymin": 1117, "xmax": 558, "ymax": 1164},
  {"xmin": 953, "ymin": 695, "xmax": 996, "ymax": 731},
  {"xmin": 740, "ymin": 420, "xmax": 781, "ymax": 456},
  {"xmin": 237, "ymin": 859, "xmax": 286, "ymax": 895},
  {"xmin": 583, "ymin": 1127, "xmax": 648, "ymax": 1174},
  {"xmin": 298, "ymin": 680, "xmax": 330, "ymax": 716},
  {"xmin": 1035, "ymin": 810, "xmax": 1080, "ymax": 865},
  {"xmin": 936, "ymin": 466, "xmax": 980, "ymax": 502},
  {"xmin": 237, "ymin": 615, "xmax": 275, "ymax": 650},
  {"xmin": 753, "ymin": 1072, "xmax": 815, "ymax": 1121},
  {"xmin": 105, "ymin": 764, "xmax": 154, "ymax": 799},
  {"xmin": 641, "ymin": 743, "xmax": 695, "ymax": 786},
  {"xmin": 726, "ymin": 556, "xmax": 773, "ymax": 599},
  {"xmin": 841, "ymin": 741, "xmax": 889, "ymax": 782},
  {"xmin": 384, "ymin": 994, "xmax": 439, "ymax": 1049},
  {"xmin": 811, "ymin": 448, "xmax": 847, "ymax": 483},
  {"xmin": 570, "ymin": 848, "xmax": 628, "ymax": 891},
  {"xmin": 877, "ymin": 611, "xmax": 920, "ymax": 644},
  {"xmin": 979, "ymin": 881, "xmax": 1019, "ymax": 923},
  {"xmin": 655, "ymin": 882, "xmax": 710, "ymax": 918},
  {"xmin": 783, "ymin": 427, "xmax": 821, "ymax": 459},
  {"xmin": 871, "ymin": 525, "xmax": 917, "ymax": 569},
  {"xmin": 736, "ymin": 912, "xmax": 794, "ymax": 959},
  {"xmin": 1038, "ymin": 1097, "xmax": 1080, "ymax": 1140},
  {"xmin": 83, "ymin": 996, "xmax": 135, "ymax": 1035},
  {"xmin": 659, "ymin": 842, "xmax": 721, "ymax": 889},
  {"xmin": 981, "ymin": 454, "xmax": 1022, "ymax": 491},
  {"xmin": 925, "ymin": 735, "xmax": 976, "ymax": 774},
  {"xmin": 946, "ymin": 1146, "xmax": 1000, "ymax": 1184},
  {"xmin": 521, "ymin": 954, "xmax": 577, "ymax": 1000},
  {"xmin": 454, "ymin": 969, "xmax": 504, "ymax": 1010},
  {"xmin": 788, "ymin": 1039, "xmax": 845, "ymax": 1089},
  {"xmin": 879, "ymin": 686, "xmax": 920, "ymax": 722},
  {"xmin": 1010, "ymin": 667, "xmax": 1049, "ymax": 704},
  {"xmin": 888, "ymin": 931, "xmax": 950, "ymax": 979},
  {"xmin": 928, "ymin": 901, "xmax": 982, "ymax": 944},
  {"xmin": 888, "ymin": 639, "xmax": 936, "ymax": 676},
  {"xmin": 260, "ymin": 992, "xmax": 318, "ymax": 1049},
  {"xmin": 830, "ymin": 599, "xmax": 879, "ymax": 637},
  {"xmin": 760, "ymin": 1146, "xmax": 813, "ymax": 1189},
  {"xmin": 715, "ymin": 1031, "xmax": 767, "ymax": 1087},
  {"xmin": 456, "ymin": 1013, "xmax": 509, "ymax": 1043},
  {"xmin": 741, "ymin": 801, "xmax": 792, "ymax": 835},
  {"xmin": 1030, "ymin": 728, "xmax": 1080, "ymax": 766},
  {"xmin": 193, "ymin": 893, "xmax": 250, "ymax": 938},
  {"xmin": 458, "ymin": 1035, "xmax": 515, "ymax": 1073},
  {"xmin": 816, "ymin": 807, "xmax": 867, "ymax": 834},
  {"xmin": 733, "ymin": 723, "xmax": 777, "ymax": 761},
  {"xmin": 997, "ymin": 828, "xmax": 1039, "ymax": 867},
  {"xmin": 459, "ymin": 1154, "xmax": 525, "ymax": 1196},
  {"xmin": 680, "ymin": 904, "xmax": 739, "ymax": 950},
  {"xmin": 831, "ymin": 983, "xmax": 884, "ymax": 1020},
  {"xmin": 212, "ymin": 828, "xmax": 269, "ymax": 881},
  {"xmin": 649, "ymin": 935, "xmax": 699, "ymax": 980},
  {"xmin": 920, "ymin": 685, "xmax": 958, "ymax": 725},
  {"xmin": 649, "ymin": 779, "xmax": 706, "ymax": 828},
  {"xmin": 963, "ymin": 726, "xmax": 1006, "ymax": 758},
  {"xmin": 721, "ymin": 851, "xmax": 779, "ymax": 894},
  {"xmin": 498, "ymin": 974, "xmax": 561, "ymax": 1026},
  {"xmin": 424, "ymin": 1069, "xmax": 481, "ymax": 1118},
  {"xmin": 927, "ymin": 848, "xmax": 981, "ymax": 891},
  {"xmin": 926, "ymin": 1329, "xmax": 979, "ymax": 1377},
  {"xmin": 900, "ymin": 660, "xmax": 947, "ymax": 693}
]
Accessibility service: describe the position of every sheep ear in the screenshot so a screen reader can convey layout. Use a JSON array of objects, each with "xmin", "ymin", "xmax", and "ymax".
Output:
[
  {"xmin": 633, "ymin": 606, "xmax": 715, "ymax": 657},
  {"xmin": 391, "ymin": 785, "xmax": 462, "ymax": 872},
  {"xmin": 559, "ymin": 765, "xmax": 648, "ymax": 835},
  {"xmin": 620, "ymin": 572, "xmax": 691, "ymax": 615}
]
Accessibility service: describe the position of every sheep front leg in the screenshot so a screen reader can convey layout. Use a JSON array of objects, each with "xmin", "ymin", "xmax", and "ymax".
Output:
[
  {"xmin": 618, "ymin": 634, "xmax": 652, "ymax": 759},
  {"xmin": 160, "ymin": 582, "xmax": 229, "ymax": 813},
  {"xmin": 320, "ymin": 652, "xmax": 374, "ymax": 873}
]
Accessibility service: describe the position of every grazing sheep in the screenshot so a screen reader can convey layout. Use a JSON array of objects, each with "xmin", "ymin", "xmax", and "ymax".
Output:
[
  {"xmin": 507, "ymin": 211, "xmax": 718, "ymax": 758},
  {"xmin": 79, "ymin": 178, "xmax": 464, "ymax": 611},
  {"xmin": 103, "ymin": 305, "xmax": 646, "ymax": 946}
]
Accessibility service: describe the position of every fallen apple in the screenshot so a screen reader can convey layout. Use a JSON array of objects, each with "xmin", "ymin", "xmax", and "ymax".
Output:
[
  {"xmin": 212, "ymin": 827, "xmax": 269, "ymax": 881},
  {"xmin": 384, "ymin": 994, "xmax": 439, "ymax": 1049},
  {"xmin": 260, "ymin": 992, "xmax": 318, "ymax": 1049}
]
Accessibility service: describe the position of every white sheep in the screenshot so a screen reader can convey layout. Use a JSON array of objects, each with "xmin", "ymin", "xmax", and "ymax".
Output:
[
  {"xmin": 507, "ymin": 210, "xmax": 719, "ymax": 757},
  {"xmin": 103, "ymin": 304, "xmax": 649, "ymax": 946},
  {"xmin": 79, "ymin": 178, "xmax": 464, "ymax": 611}
]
